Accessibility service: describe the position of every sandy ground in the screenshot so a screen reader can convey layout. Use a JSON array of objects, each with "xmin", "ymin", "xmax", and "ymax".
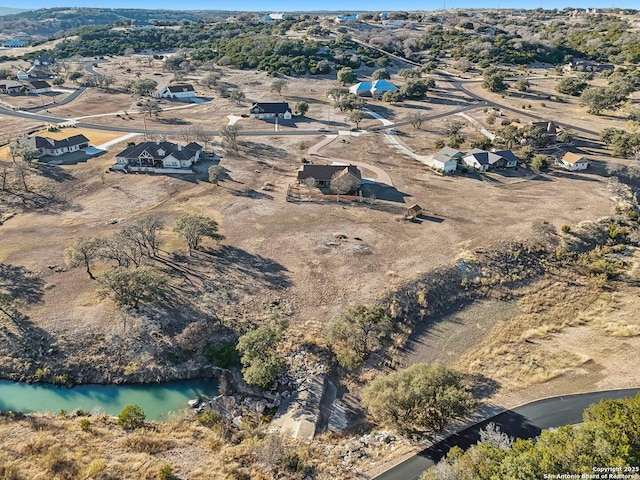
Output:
[{"xmin": 0, "ymin": 54, "xmax": 636, "ymax": 420}]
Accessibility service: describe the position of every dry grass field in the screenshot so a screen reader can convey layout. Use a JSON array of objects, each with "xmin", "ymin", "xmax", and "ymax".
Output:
[{"xmin": 0, "ymin": 52, "xmax": 639, "ymax": 407}]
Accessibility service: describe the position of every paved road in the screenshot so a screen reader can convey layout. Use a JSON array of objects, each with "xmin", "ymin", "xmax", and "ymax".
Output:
[{"xmin": 374, "ymin": 388, "xmax": 640, "ymax": 480}]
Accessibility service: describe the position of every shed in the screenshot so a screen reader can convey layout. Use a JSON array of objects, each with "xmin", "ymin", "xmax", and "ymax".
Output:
[{"xmin": 406, "ymin": 204, "xmax": 423, "ymax": 219}]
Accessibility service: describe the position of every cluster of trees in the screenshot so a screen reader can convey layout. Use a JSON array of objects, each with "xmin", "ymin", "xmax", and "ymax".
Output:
[
  {"xmin": 422, "ymin": 393, "xmax": 640, "ymax": 479},
  {"xmin": 556, "ymin": 76, "xmax": 588, "ymax": 96},
  {"xmin": 326, "ymin": 86, "xmax": 364, "ymax": 113},
  {"xmin": 65, "ymin": 214, "xmax": 222, "ymax": 308},
  {"xmin": 122, "ymin": 78, "xmax": 157, "ymax": 97},
  {"xmin": 580, "ymin": 86, "xmax": 630, "ymax": 115},
  {"xmin": 325, "ymin": 305, "xmax": 392, "ymax": 370},
  {"xmin": 46, "ymin": 20, "xmax": 388, "ymax": 77},
  {"xmin": 601, "ymin": 128, "xmax": 640, "ymax": 159},
  {"xmin": 482, "ymin": 67, "xmax": 507, "ymax": 93},
  {"xmin": 362, "ymin": 363, "xmax": 476, "ymax": 435}
]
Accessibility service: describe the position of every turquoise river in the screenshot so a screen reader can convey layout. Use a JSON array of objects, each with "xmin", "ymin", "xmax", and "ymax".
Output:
[{"xmin": 0, "ymin": 378, "xmax": 219, "ymax": 421}]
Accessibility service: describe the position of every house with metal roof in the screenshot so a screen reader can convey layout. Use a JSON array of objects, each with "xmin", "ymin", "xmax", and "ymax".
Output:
[
  {"xmin": 349, "ymin": 80, "xmax": 399, "ymax": 99},
  {"xmin": 2, "ymin": 40, "xmax": 25, "ymax": 48}
]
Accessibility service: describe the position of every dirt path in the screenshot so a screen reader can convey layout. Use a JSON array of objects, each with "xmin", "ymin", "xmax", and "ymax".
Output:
[{"xmin": 307, "ymin": 134, "xmax": 394, "ymax": 185}]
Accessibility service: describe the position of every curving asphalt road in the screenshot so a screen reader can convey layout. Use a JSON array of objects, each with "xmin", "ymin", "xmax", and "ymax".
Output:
[{"xmin": 373, "ymin": 388, "xmax": 640, "ymax": 480}]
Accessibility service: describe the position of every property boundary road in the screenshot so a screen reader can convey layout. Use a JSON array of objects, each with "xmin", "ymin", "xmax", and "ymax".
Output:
[{"xmin": 373, "ymin": 388, "xmax": 640, "ymax": 480}]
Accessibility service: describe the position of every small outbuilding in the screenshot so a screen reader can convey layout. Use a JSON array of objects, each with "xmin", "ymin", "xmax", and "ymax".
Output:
[
  {"xmin": 555, "ymin": 152, "xmax": 589, "ymax": 171},
  {"xmin": 432, "ymin": 153, "xmax": 458, "ymax": 173},
  {"xmin": 406, "ymin": 204, "xmax": 423, "ymax": 219}
]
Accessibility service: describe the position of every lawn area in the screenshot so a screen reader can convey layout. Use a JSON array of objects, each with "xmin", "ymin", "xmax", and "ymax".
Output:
[{"xmin": 33, "ymin": 127, "xmax": 124, "ymax": 146}]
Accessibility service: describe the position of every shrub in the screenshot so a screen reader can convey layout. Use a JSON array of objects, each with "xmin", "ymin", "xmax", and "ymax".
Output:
[
  {"xmin": 204, "ymin": 341, "xmax": 239, "ymax": 368},
  {"xmin": 561, "ymin": 225, "xmax": 571, "ymax": 233},
  {"xmin": 157, "ymin": 464, "xmax": 174, "ymax": 480},
  {"xmin": 531, "ymin": 155, "xmax": 549, "ymax": 170},
  {"xmin": 197, "ymin": 410, "xmax": 222, "ymax": 427},
  {"xmin": 54, "ymin": 373, "xmax": 70, "ymax": 385},
  {"xmin": 118, "ymin": 404, "xmax": 146, "ymax": 431},
  {"xmin": 79, "ymin": 418, "xmax": 91, "ymax": 432}
]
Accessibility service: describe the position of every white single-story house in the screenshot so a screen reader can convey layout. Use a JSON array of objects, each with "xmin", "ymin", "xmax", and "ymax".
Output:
[
  {"xmin": 25, "ymin": 80, "xmax": 51, "ymax": 94},
  {"xmin": 114, "ymin": 141, "xmax": 202, "ymax": 173},
  {"xmin": 154, "ymin": 84, "xmax": 196, "ymax": 99},
  {"xmin": 432, "ymin": 152, "xmax": 459, "ymax": 173},
  {"xmin": 21, "ymin": 134, "xmax": 90, "ymax": 157},
  {"xmin": 349, "ymin": 79, "xmax": 399, "ymax": 99},
  {"xmin": 16, "ymin": 70, "xmax": 30, "ymax": 81},
  {"xmin": 249, "ymin": 102, "xmax": 292, "ymax": 119},
  {"xmin": 555, "ymin": 152, "xmax": 589, "ymax": 171}
]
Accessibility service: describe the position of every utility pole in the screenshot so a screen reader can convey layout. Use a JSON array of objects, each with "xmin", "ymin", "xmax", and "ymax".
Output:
[{"xmin": 142, "ymin": 112, "xmax": 148, "ymax": 140}]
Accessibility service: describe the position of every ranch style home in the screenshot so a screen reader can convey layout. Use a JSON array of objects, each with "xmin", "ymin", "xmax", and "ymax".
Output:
[
  {"xmin": 249, "ymin": 102, "xmax": 292, "ymax": 119},
  {"xmin": 26, "ymin": 80, "xmax": 52, "ymax": 94},
  {"xmin": 21, "ymin": 133, "xmax": 90, "ymax": 157},
  {"xmin": 154, "ymin": 84, "xmax": 196, "ymax": 100},
  {"xmin": 113, "ymin": 140, "xmax": 203, "ymax": 173},
  {"xmin": 462, "ymin": 149, "xmax": 520, "ymax": 171},
  {"xmin": 0, "ymin": 80, "xmax": 23, "ymax": 94},
  {"xmin": 297, "ymin": 164, "xmax": 362, "ymax": 192}
]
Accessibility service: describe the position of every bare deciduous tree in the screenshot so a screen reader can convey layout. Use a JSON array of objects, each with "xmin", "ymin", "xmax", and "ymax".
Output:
[
  {"xmin": 303, "ymin": 176, "xmax": 317, "ymax": 200},
  {"xmin": 65, "ymin": 236, "xmax": 104, "ymax": 279},
  {"xmin": 220, "ymin": 124, "xmax": 241, "ymax": 154},
  {"xmin": 330, "ymin": 170, "xmax": 357, "ymax": 202},
  {"xmin": 406, "ymin": 111, "xmax": 427, "ymax": 130},
  {"xmin": 13, "ymin": 161, "xmax": 29, "ymax": 192}
]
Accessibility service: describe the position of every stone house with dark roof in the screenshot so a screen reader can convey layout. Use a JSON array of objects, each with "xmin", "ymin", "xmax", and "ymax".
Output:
[
  {"xmin": 113, "ymin": 141, "xmax": 202, "ymax": 173},
  {"xmin": 297, "ymin": 164, "xmax": 362, "ymax": 192}
]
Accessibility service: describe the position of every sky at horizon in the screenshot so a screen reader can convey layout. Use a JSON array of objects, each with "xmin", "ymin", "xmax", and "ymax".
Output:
[{"xmin": 9, "ymin": 1, "xmax": 639, "ymax": 12}]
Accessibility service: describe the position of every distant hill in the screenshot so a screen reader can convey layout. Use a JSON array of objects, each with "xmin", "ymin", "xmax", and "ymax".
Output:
[
  {"xmin": 0, "ymin": 6, "xmax": 30, "ymax": 15},
  {"xmin": 0, "ymin": 7, "xmax": 234, "ymax": 36}
]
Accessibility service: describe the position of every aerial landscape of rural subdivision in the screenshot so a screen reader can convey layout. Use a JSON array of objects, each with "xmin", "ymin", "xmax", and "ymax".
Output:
[{"xmin": 0, "ymin": 4, "xmax": 639, "ymax": 479}]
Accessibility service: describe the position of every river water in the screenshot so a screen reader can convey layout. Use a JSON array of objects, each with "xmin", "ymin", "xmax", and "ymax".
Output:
[{"xmin": 0, "ymin": 378, "xmax": 219, "ymax": 421}]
